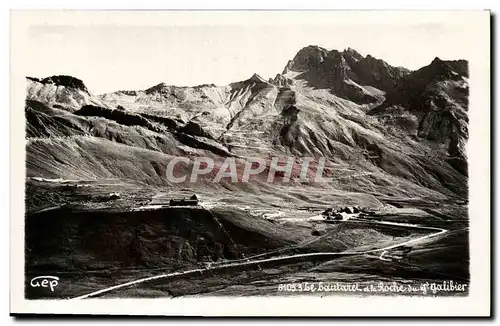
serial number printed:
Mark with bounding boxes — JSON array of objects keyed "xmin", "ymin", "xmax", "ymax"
[{"xmin": 278, "ymin": 282, "xmax": 361, "ymax": 293}]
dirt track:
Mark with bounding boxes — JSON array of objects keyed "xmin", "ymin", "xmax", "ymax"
[{"xmin": 71, "ymin": 217, "xmax": 449, "ymax": 300}]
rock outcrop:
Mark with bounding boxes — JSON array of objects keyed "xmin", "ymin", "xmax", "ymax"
[{"xmin": 368, "ymin": 57, "xmax": 469, "ymax": 175}]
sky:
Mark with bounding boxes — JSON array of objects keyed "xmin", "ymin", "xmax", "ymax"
[{"xmin": 24, "ymin": 16, "xmax": 472, "ymax": 94}]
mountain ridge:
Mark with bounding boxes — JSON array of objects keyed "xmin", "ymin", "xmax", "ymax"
[{"xmin": 25, "ymin": 45, "xmax": 469, "ymax": 200}]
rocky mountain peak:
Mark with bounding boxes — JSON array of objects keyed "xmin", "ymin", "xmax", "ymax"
[
  {"xmin": 428, "ymin": 57, "xmax": 450, "ymax": 72},
  {"xmin": 419, "ymin": 57, "xmax": 469, "ymax": 81},
  {"xmin": 286, "ymin": 45, "xmax": 329, "ymax": 72},
  {"xmin": 145, "ymin": 82, "xmax": 169, "ymax": 94},
  {"xmin": 28, "ymin": 75, "xmax": 89, "ymax": 93},
  {"xmin": 431, "ymin": 56, "xmax": 443, "ymax": 64},
  {"xmin": 280, "ymin": 46, "xmax": 412, "ymax": 102},
  {"xmin": 343, "ymin": 47, "xmax": 364, "ymax": 61},
  {"xmin": 270, "ymin": 74, "xmax": 292, "ymax": 87},
  {"xmin": 248, "ymin": 73, "xmax": 269, "ymax": 84}
]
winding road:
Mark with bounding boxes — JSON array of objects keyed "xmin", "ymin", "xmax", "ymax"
[{"xmin": 71, "ymin": 217, "xmax": 449, "ymax": 300}]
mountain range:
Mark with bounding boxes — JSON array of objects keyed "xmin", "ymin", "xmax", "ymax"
[{"xmin": 25, "ymin": 45, "xmax": 469, "ymax": 204}]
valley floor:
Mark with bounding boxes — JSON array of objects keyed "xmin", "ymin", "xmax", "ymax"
[{"xmin": 24, "ymin": 179, "xmax": 469, "ymax": 299}]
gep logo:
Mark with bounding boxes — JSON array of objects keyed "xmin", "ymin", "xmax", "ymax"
[{"xmin": 30, "ymin": 276, "xmax": 59, "ymax": 292}]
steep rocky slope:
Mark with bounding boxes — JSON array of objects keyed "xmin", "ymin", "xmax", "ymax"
[
  {"xmin": 25, "ymin": 46, "xmax": 469, "ymax": 200},
  {"xmin": 368, "ymin": 57, "xmax": 469, "ymax": 175}
]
